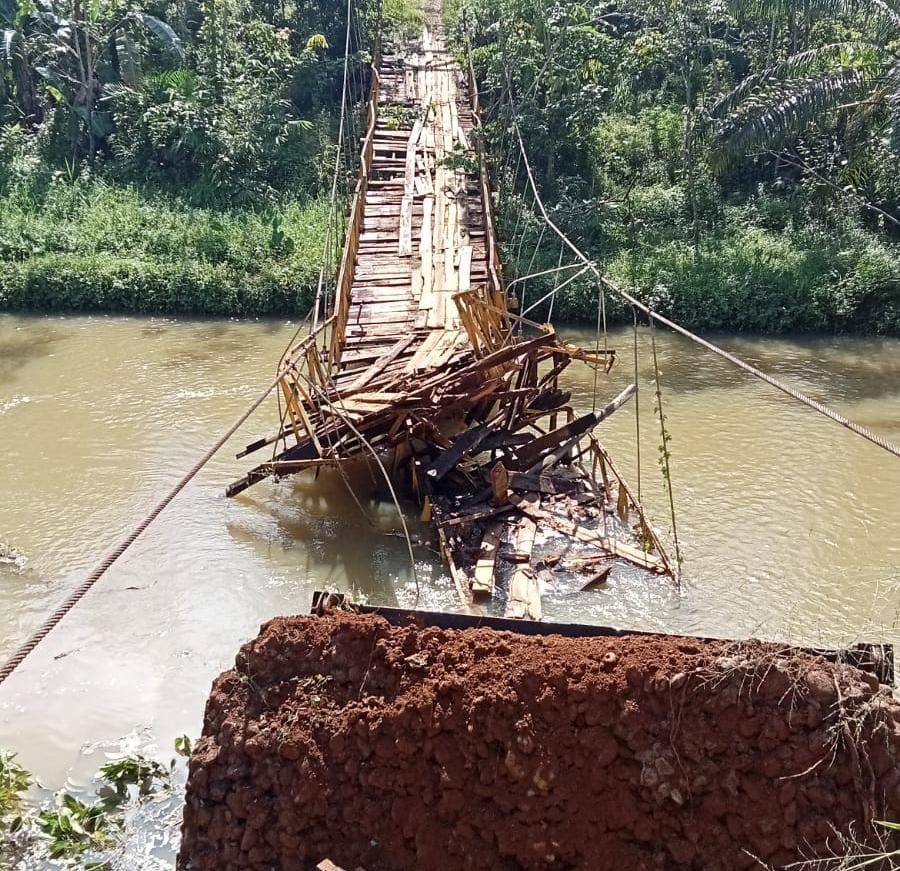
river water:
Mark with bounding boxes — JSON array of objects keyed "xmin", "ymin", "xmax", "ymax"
[{"xmin": 1, "ymin": 314, "xmax": 899, "ymax": 865}]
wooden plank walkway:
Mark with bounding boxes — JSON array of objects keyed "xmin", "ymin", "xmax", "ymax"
[
  {"xmin": 339, "ymin": 19, "xmax": 489, "ymax": 371},
  {"xmin": 228, "ymin": 5, "xmax": 676, "ymax": 617}
]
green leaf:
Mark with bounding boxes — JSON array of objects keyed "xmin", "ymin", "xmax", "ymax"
[
  {"xmin": 138, "ymin": 13, "xmax": 184, "ymax": 60},
  {"xmin": 115, "ymin": 29, "xmax": 140, "ymax": 86}
]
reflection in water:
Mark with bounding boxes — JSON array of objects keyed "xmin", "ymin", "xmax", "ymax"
[{"xmin": 0, "ymin": 314, "xmax": 899, "ymax": 866}]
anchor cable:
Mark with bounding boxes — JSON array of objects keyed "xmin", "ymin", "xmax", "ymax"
[
  {"xmin": 0, "ymin": 374, "xmax": 283, "ymax": 687},
  {"xmin": 505, "ymin": 109, "xmax": 900, "ymax": 463},
  {"xmin": 311, "ymin": 0, "xmax": 354, "ymax": 336}
]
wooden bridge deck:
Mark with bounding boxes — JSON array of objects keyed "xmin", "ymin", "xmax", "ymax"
[
  {"xmin": 335, "ymin": 19, "xmax": 491, "ymax": 372},
  {"xmin": 229, "ymin": 12, "xmax": 676, "ymax": 616}
]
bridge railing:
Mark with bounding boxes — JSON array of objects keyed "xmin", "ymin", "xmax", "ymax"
[
  {"xmin": 274, "ymin": 314, "xmax": 335, "ymax": 451},
  {"xmin": 330, "ymin": 42, "xmax": 382, "ymax": 369},
  {"xmin": 465, "ymin": 40, "xmax": 506, "ymax": 311}
]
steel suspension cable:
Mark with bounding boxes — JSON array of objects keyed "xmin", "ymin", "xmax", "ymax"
[
  {"xmin": 312, "ymin": 0, "xmax": 354, "ymax": 336},
  {"xmin": 0, "ymin": 374, "xmax": 282, "ymax": 687},
  {"xmin": 507, "ymin": 113, "xmax": 900, "ymax": 462},
  {"xmin": 592, "ymin": 274, "xmax": 608, "ymax": 414},
  {"xmin": 546, "ymin": 242, "xmax": 565, "ymax": 323},
  {"xmin": 632, "ymin": 305, "xmax": 642, "ymax": 501}
]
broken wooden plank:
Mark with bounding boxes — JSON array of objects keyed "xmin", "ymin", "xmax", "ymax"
[
  {"xmin": 508, "ymin": 493, "xmax": 667, "ymax": 574},
  {"xmin": 505, "ymin": 496, "xmax": 541, "ymax": 620},
  {"xmin": 457, "ymin": 244, "xmax": 473, "ymax": 291},
  {"xmin": 512, "ymin": 384, "xmax": 636, "ymax": 471},
  {"xmin": 403, "ymin": 329, "xmax": 444, "ymax": 373},
  {"xmin": 472, "ymin": 521, "xmax": 503, "ymax": 599},
  {"xmin": 398, "ymin": 194, "xmax": 414, "ymax": 256},
  {"xmin": 506, "ymin": 471, "xmax": 581, "ymax": 496},
  {"xmin": 425, "ymin": 422, "xmax": 492, "ymax": 481},
  {"xmin": 580, "ymin": 566, "xmax": 612, "ymax": 591},
  {"xmin": 440, "ymin": 501, "xmax": 515, "ymax": 527},
  {"xmin": 490, "ymin": 461, "xmax": 509, "ymax": 504},
  {"xmin": 346, "ymin": 334, "xmax": 418, "ymax": 392},
  {"xmin": 479, "ymin": 430, "xmax": 532, "ymax": 453}
]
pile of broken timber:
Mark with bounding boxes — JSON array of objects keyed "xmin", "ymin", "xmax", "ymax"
[
  {"xmin": 227, "ymin": 18, "xmax": 673, "ymax": 618},
  {"xmin": 229, "ymin": 322, "xmax": 673, "ymax": 618},
  {"xmin": 423, "ymin": 384, "xmax": 673, "ymax": 620}
]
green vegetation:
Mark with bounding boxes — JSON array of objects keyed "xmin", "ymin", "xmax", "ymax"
[
  {"xmin": 1, "ymin": 744, "xmax": 184, "ymax": 868},
  {"xmin": 0, "ymin": 750, "xmax": 29, "ymax": 814},
  {"xmin": 0, "ymin": 171, "xmax": 328, "ymax": 315},
  {"xmin": 37, "ymin": 793, "xmax": 119, "ymax": 862},
  {"xmin": 0, "ymin": 0, "xmax": 379, "ymax": 315},
  {"xmin": 452, "ymin": 0, "xmax": 900, "ymax": 334},
  {"xmin": 4, "ymin": 0, "xmax": 899, "ymax": 331}
]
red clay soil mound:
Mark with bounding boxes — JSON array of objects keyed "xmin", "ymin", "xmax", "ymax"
[{"xmin": 178, "ymin": 613, "xmax": 900, "ymax": 871}]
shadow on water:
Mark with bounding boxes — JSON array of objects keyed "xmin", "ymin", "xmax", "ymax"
[
  {"xmin": 0, "ymin": 325, "xmax": 62, "ymax": 384},
  {"xmin": 226, "ymin": 463, "xmax": 434, "ymax": 608}
]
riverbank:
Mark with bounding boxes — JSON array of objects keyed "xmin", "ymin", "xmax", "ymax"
[
  {"xmin": 180, "ymin": 612, "xmax": 900, "ymax": 869},
  {"xmin": 520, "ymin": 223, "xmax": 900, "ymax": 336},
  {"xmin": 2, "ymin": 175, "xmax": 900, "ymax": 332},
  {"xmin": 0, "ymin": 178, "xmax": 328, "ymax": 317}
]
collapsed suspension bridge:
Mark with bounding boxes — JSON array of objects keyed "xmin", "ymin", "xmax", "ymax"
[
  {"xmin": 2, "ymin": 0, "xmax": 900, "ymax": 685},
  {"xmin": 228, "ymin": 6, "xmax": 677, "ymax": 619}
]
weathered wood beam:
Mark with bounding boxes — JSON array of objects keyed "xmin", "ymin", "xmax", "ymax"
[
  {"xmin": 505, "ymin": 495, "xmax": 541, "ymax": 620},
  {"xmin": 508, "ymin": 493, "xmax": 667, "ymax": 575},
  {"xmin": 512, "ymin": 383, "xmax": 636, "ymax": 471},
  {"xmin": 471, "ymin": 521, "xmax": 502, "ymax": 600},
  {"xmin": 425, "ymin": 422, "xmax": 492, "ymax": 481},
  {"xmin": 345, "ymin": 334, "xmax": 418, "ymax": 392}
]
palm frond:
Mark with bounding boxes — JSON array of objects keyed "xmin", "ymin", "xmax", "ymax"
[
  {"xmin": 305, "ymin": 33, "xmax": 328, "ymax": 50},
  {"xmin": 137, "ymin": 13, "xmax": 184, "ymax": 61},
  {"xmin": 142, "ymin": 67, "xmax": 199, "ymax": 100},
  {"xmin": 707, "ymin": 42, "xmax": 877, "ymax": 122},
  {"xmin": 115, "ymin": 28, "xmax": 140, "ymax": 86},
  {"xmin": 0, "ymin": 0, "xmax": 14, "ymax": 27},
  {"xmin": 1, "ymin": 26, "xmax": 20, "ymax": 62},
  {"xmin": 729, "ymin": 0, "xmax": 900, "ymax": 35},
  {"xmin": 715, "ymin": 67, "xmax": 873, "ymax": 161}
]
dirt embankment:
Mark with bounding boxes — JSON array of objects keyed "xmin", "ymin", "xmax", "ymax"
[{"xmin": 179, "ymin": 614, "xmax": 900, "ymax": 870}]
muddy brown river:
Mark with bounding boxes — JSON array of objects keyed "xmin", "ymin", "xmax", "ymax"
[{"xmin": 1, "ymin": 314, "xmax": 899, "ymax": 866}]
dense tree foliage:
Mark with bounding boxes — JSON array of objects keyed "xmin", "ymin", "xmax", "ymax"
[
  {"xmin": 3, "ymin": 0, "xmax": 900, "ymax": 330},
  {"xmin": 0, "ymin": 0, "xmax": 377, "ymax": 196},
  {"xmin": 452, "ymin": 0, "xmax": 900, "ymax": 333},
  {"xmin": 0, "ymin": 0, "xmax": 383, "ymax": 313}
]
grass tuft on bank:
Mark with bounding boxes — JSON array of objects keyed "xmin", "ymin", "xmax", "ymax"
[
  {"xmin": 0, "ymin": 176, "xmax": 327, "ymax": 317},
  {"xmin": 498, "ymin": 193, "xmax": 900, "ymax": 336}
]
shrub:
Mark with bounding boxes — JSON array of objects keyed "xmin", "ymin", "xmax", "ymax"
[
  {"xmin": 0, "ymin": 177, "xmax": 329, "ymax": 315},
  {"xmin": 0, "ymin": 254, "xmax": 316, "ymax": 315}
]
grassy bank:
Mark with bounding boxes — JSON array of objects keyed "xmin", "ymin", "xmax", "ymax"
[
  {"xmin": 502, "ymin": 198, "xmax": 900, "ymax": 335},
  {"xmin": 4, "ymin": 167, "xmax": 899, "ymax": 332},
  {"xmin": 0, "ymin": 176, "xmax": 328, "ymax": 317}
]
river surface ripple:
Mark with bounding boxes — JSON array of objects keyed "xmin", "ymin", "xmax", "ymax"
[{"xmin": 1, "ymin": 314, "xmax": 898, "ymax": 866}]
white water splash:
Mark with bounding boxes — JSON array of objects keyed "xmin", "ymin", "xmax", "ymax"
[{"xmin": 0, "ymin": 395, "xmax": 32, "ymax": 414}]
